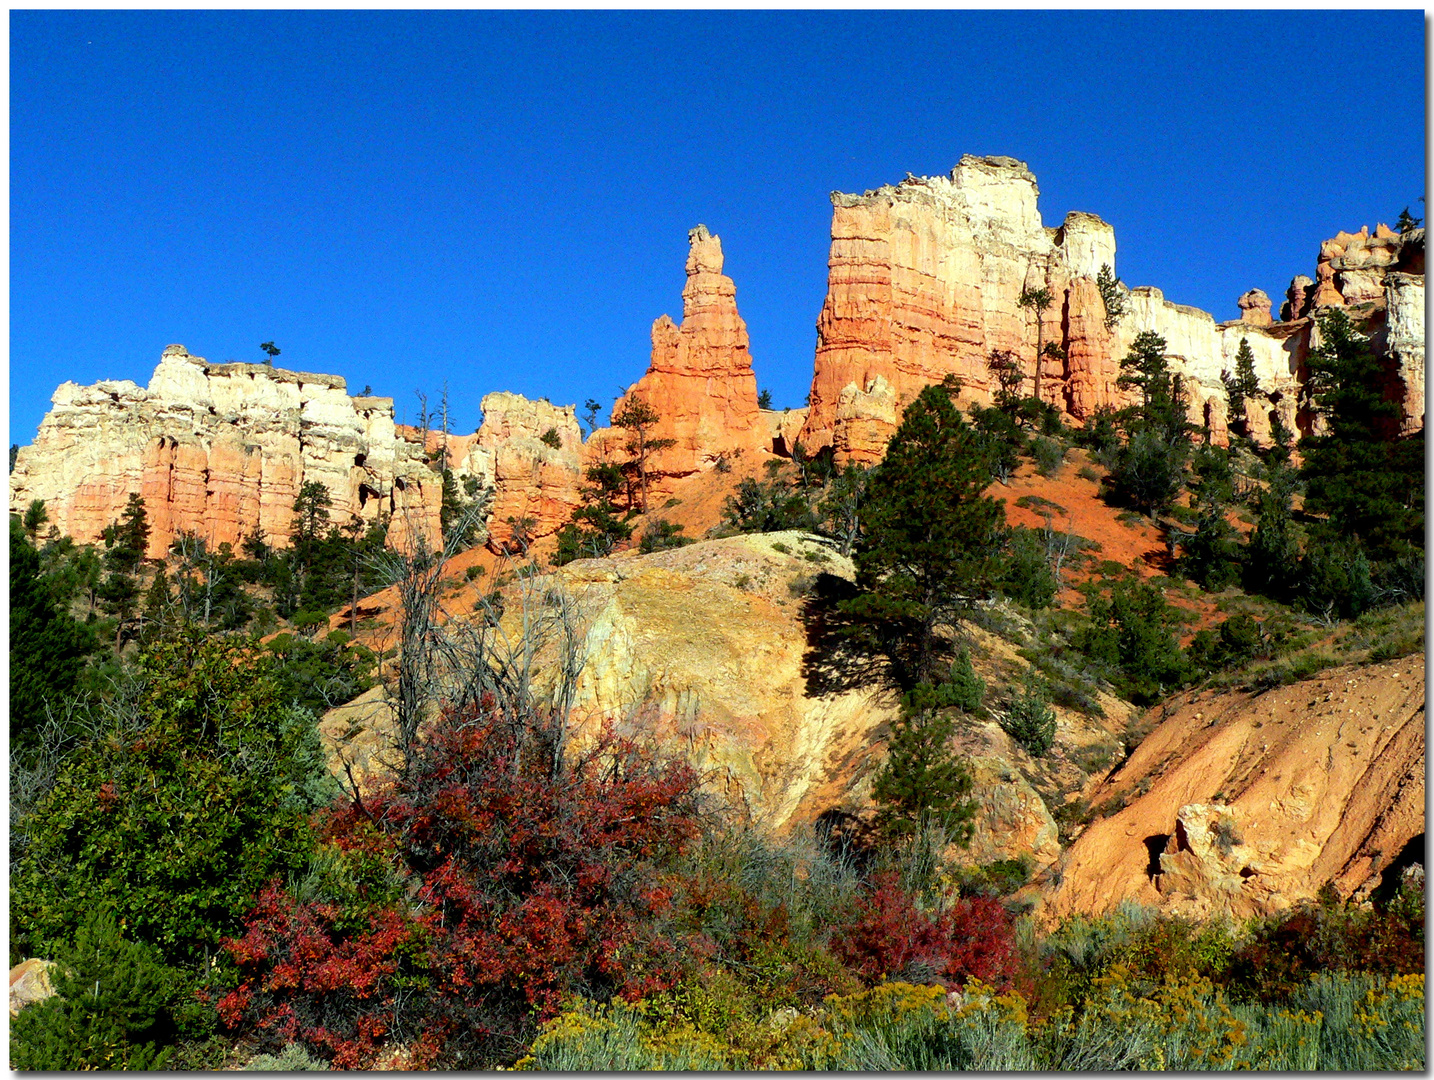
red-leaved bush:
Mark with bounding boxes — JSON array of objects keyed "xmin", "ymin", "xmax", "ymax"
[
  {"xmin": 217, "ymin": 703, "xmax": 702, "ymax": 1069},
  {"xmin": 832, "ymin": 871, "xmax": 1019, "ymax": 990}
]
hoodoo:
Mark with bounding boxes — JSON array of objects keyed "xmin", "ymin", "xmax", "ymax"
[
  {"xmin": 590, "ymin": 224, "xmax": 768, "ymax": 490},
  {"xmin": 10, "ymin": 159, "xmax": 1424, "ymax": 545}
]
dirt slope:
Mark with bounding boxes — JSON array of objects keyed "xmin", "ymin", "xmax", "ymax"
[{"xmin": 1041, "ymin": 652, "xmax": 1425, "ymax": 922}]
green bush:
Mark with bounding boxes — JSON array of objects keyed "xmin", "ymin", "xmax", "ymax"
[
  {"xmin": 1072, "ymin": 580, "xmax": 1191, "ymax": 705},
  {"xmin": 12, "ymin": 637, "xmax": 332, "ymax": 972},
  {"xmin": 10, "ymin": 909, "xmax": 174, "ymax": 1070},
  {"xmin": 638, "ymin": 518, "xmax": 692, "ymax": 553},
  {"xmin": 999, "ymin": 527, "xmax": 1057, "ymax": 609},
  {"xmin": 999, "ymin": 671, "xmax": 1056, "ymax": 756},
  {"xmin": 1031, "ymin": 436, "xmax": 1066, "ymax": 477}
]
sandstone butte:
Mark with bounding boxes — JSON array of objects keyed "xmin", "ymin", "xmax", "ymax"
[{"xmin": 11, "ymin": 154, "xmax": 1424, "ymax": 551}]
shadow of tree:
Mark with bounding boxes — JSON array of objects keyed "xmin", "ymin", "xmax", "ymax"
[{"xmin": 799, "ymin": 572, "xmax": 888, "ymax": 698}]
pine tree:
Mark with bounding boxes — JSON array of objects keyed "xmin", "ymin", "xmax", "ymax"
[
  {"xmin": 1096, "ymin": 263, "xmax": 1127, "ymax": 330},
  {"xmin": 10, "ymin": 517, "xmax": 96, "ymax": 749},
  {"xmin": 22, "ymin": 498, "xmax": 49, "ymax": 542},
  {"xmin": 841, "ymin": 380, "xmax": 1005, "ymax": 687},
  {"xmin": 612, "ymin": 396, "xmax": 676, "ymax": 514},
  {"xmin": 1018, "ymin": 284, "xmax": 1054, "ymax": 401},
  {"xmin": 1177, "ymin": 445, "xmax": 1243, "ymax": 589},
  {"xmin": 10, "ymin": 909, "xmax": 174, "ymax": 1070},
  {"xmin": 1108, "ymin": 331, "xmax": 1193, "ymax": 513},
  {"xmin": 1220, "ymin": 337, "xmax": 1261, "ymax": 440},
  {"xmin": 552, "ymin": 463, "xmax": 633, "ymax": 566},
  {"xmin": 1300, "ymin": 309, "xmax": 1424, "ymax": 567},
  {"xmin": 871, "ymin": 693, "xmax": 976, "ymax": 843}
]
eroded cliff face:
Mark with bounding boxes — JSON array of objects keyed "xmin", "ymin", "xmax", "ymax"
[
  {"xmin": 799, "ymin": 156, "xmax": 1423, "ymax": 461},
  {"xmin": 464, "ymin": 392, "xmax": 583, "ymax": 554},
  {"xmin": 799, "ymin": 155, "xmax": 1113, "ymax": 460},
  {"xmin": 10, "ymin": 346, "xmax": 443, "ymax": 557},
  {"xmin": 14, "ymin": 158, "xmax": 1424, "ymax": 559}
]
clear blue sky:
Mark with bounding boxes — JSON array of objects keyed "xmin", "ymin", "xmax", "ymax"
[{"xmin": 11, "ymin": 10, "xmax": 1426, "ymax": 444}]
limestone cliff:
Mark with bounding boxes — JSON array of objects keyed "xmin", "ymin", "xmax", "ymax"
[{"xmin": 10, "ymin": 345, "xmax": 443, "ymax": 557}]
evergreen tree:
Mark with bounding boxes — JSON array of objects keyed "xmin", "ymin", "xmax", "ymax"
[
  {"xmin": 10, "ymin": 909, "xmax": 174, "ymax": 1070},
  {"xmin": 10, "ymin": 516, "xmax": 96, "ymax": 750},
  {"xmin": 612, "ymin": 396, "xmax": 676, "ymax": 514},
  {"xmin": 840, "ymin": 380, "xmax": 1005, "ymax": 687},
  {"xmin": 871, "ymin": 669, "xmax": 980, "ymax": 843},
  {"xmin": 1074, "ymin": 579, "xmax": 1191, "ymax": 706},
  {"xmin": 1096, "ymin": 262, "xmax": 1127, "ymax": 329},
  {"xmin": 1300, "ymin": 309, "xmax": 1424, "ymax": 569},
  {"xmin": 1220, "ymin": 337, "xmax": 1261, "ymax": 440},
  {"xmin": 1243, "ymin": 441, "xmax": 1302, "ymax": 600},
  {"xmin": 22, "ymin": 498, "xmax": 49, "ymax": 542},
  {"xmin": 1018, "ymin": 284, "xmax": 1054, "ymax": 401},
  {"xmin": 817, "ymin": 463, "xmax": 869, "ymax": 556},
  {"xmin": 999, "ymin": 669, "xmax": 1057, "ymax": 757},
  {"xmin": 101, "ymin": 493, "xmax": 151, "ymax": 574},
  {"xmin": 986, "ymin": 348, "xmax": 1025, "ymax": 414},
  {"xmin": 1177, "ymin": 445, "xmax": 1243, "ymax": 589},
  {"xmin": 1107, "ymin": 331, "xmax": 1193, "ymax": 513},
  {"xmin": 553, "ymin": 463, "xmax": 634, "ymax": 565}
]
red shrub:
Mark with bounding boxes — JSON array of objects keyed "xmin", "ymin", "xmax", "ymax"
[
  {"xmin": 219, "ymin": 705, "xmax": 702, "ymax": 1068},
  {"xmin": 832, "ymin": 871, "xmax": 1018, "ymax": 990}
]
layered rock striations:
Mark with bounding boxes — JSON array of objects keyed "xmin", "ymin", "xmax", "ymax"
[
  {"xmin": 799, "ymin": 155, "xmax": 1105, "ymax": 460},
  {"xmin": 461, "ymin": 392, "xmax": 583, "ymax": 554},
  {"xmin": 14, "ymin": 160, "xmax": 1424, "ymax": 557},
  {"xmin": 799, "ymin": 156, "xmax": 1423, "ymax": 460},
  {"xmin": 10, "ymin": 346, "xmax": 443, "ymax": 557}
]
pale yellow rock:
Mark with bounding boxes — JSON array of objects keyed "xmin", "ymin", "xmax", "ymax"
[{"xmin": 9, "ymin": 959, "xmax": 57, "ymax": 1017}]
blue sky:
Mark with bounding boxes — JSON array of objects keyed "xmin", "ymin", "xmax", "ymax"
[{"xmin": 11, "ymin": 10, "xmax": 1426, "ymax": 443}]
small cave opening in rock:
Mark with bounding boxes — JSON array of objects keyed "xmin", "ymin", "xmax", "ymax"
[
  {"xmin": 1372, "ymin": 832, "xmax": 1425, "ymax": 907},
  {"xmin": 1144, "ymin": 834, "xmax": 1170, "ymax": 880},
  {"xmin": 358, "ymin": 483, "xmax": 380, "ymax": 508},
  {"xmin": 354, "ymin": 453, "xmax": 367, "ymax": 468}
]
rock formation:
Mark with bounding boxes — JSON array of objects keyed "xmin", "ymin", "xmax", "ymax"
[
  {"xmin": 12, "ymin": 160, "xmax": 1424, "ymax": 556},
  {"xmin": 1042, "ymin": 653, "xmax": 1426, "ymax": 921},
  {"xmin": 10, "ymin": 346, "xmax": 443, "ymax": 557},
  {"xmin": 8, "ymin": 959, "xmax": 56, "ymax": 1017},
  {"xmin": 589, "ymin": 225, "xmax": 767, "ymax": 493},
  {"xmin": 1282, "ymin": 275, "xmax": 1315, "ymax": 321},
  {"xmin": 459, "ymin": 392, "xmax": 584, "ymax": 554},
  {"xmin": 1237, "ymin": 288, "xmax": 1273, "ymax": 326},
  {"xmin": 799, "ymin": 156, "xmax": 1116, "ymax": 461},
  {"xmin": 797, "ymin": 158, "xmax": 1423, "ymax": 460}
]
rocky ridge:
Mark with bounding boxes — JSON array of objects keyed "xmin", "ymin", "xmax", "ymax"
[
  {"xmin": 12, "ymin": 158, "xmax": 1423, "ymax": 551},
  {"xmin": 10, "ymin": 346, "xmax": 444, "ymax": 558},
  {"xmin": 1042, "ymin": 652, "xmax": 1425, "ymax": 921}
]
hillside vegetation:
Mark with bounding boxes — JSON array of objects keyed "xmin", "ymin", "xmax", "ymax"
[{"xmin": 9, "ymin": 311, "xmax": 1424, "ymax": 1069}]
